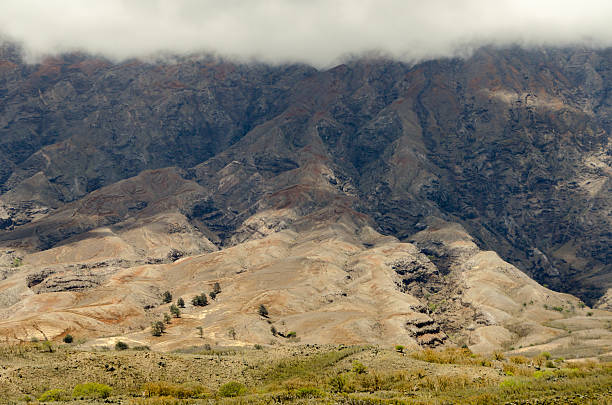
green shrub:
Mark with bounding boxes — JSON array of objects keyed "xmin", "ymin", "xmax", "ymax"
[
  {"xmin": 328, "ymin": 374, "xmax": 347, "ymax": 393},
  {"xmin": 218, "ymin": 381, "xmax": 246, "ymax": 397},
  {"xmin": 162, "ymin": 291, "xmax": 173, "ymax": 303},
  {"xmin": 395, "ymin": 345, "xmax": 405, "ymax": 353},
  {"xmin": 63, "ymin": 334, "xmax": 73, "ymax": 344},
  {"xmin": 38, "ymin": 388, "xmax": 68, "ymax": 402},
  {"xmin": 42, "ymin": 340, "xmax": 54, "ymax": 353},
  {"xmin": 499, "ymin": 378, "xmax": 523, "ymax": 389},
  {"xmin": 115, "ymin": 341, "xmax": 129, "ymax": 350},
  {"xmin": 170, "ymin": 304, "xmax": 180, "ymax": 318},
  {"xmin": 295, "ymin": 387, "xmax": 324, "ymax": 398},
  {"xmin": 177, "ymin": 297, "xmax": 185, "ymax": 308},
  {"xmin": 212, "ymin": 282, "xmax": 222, "ymax": 294},
  {"xmin": 73, "ymin": 382, "xmax": 112, "ymax": 399},
  {"xmin": 352, "ymin": 361, "xmax": 367, "ymax": 374},
  {"xmin": 258, "ymin": 304, "xmax": 269, "ymax": 317},
  {"xmin": 541, "ymin": 351, "xmax": 551, "ymax": 360},
  {"xmin": 192, "ymin": 293, "xmax": 208, "ymax": 306},
  {"xmin": 151, "ymin": 321, "xmax": 165, "ymax": 336}
]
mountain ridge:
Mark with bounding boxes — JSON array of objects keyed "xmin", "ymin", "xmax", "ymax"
[{"xmin": 0, "ymin": 43, "xmax": 611, "ymax": 355}]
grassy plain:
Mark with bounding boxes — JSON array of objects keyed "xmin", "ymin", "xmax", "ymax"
[{"xmin": 0, "ymin": 342, "xmax": 611, "ymax": 404}]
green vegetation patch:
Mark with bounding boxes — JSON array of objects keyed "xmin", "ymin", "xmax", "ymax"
[{"xmin": 72, "ymin": 382, "xmax": 112, "ymax": 399}]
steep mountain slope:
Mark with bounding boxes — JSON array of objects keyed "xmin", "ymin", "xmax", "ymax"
[{"xmin": 0, "ymin": 43, "xmax": 610, "ymax": 354}]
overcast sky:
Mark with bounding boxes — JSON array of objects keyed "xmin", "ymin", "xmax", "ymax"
[{"xmin": 2, "ymin": 0, "xmax": 612, "ymax": 67}]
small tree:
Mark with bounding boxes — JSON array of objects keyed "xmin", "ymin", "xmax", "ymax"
[
  {"xmin": 192, "ymin": 293, "xmax": 208, "ymax": 307},
  {"xmin": 213, "ymin": 282, "xmax": 221, "ymax": 294},
  {"xmin": 258, "ymin": 304, "xmax": 269, "ymax": 318},
  {"xmin": 270, "ymin": 325, "xmax": 277, "ymax": 336},
  {"xmin": 63, "ymin": 334, "xmax": 73, "ymax": 344},
  {"xmin": 115, "ymin": 341, "xmax": 129, "ymax": 351},
  {"xmin": 170, "ymin": 304, "xmax": 180, "ymax": 318},
  {"xmin": 196, "ymin": 326, "xmax": 203, "ymax": 339},
  {"xmin": 164, "ymin": 313, "xmax": 172, "ymax": 324},
  {"xmin": 177, "ymin": 297, "xmax": 185, "ymax": 308},
  {"xmin": 151, "ymin": 321, "xmax": 165, "ymax": 336},
  {"xmin": 162, "ymin": 291, "xmax": 173, "ymax": 303},
  {"xmin": 209, "ymin": 291, "xmax": 217, "ymax": 300},
  {"xmin": 228, "ymin": 327, "xmax": 236, "ymax": 340}
]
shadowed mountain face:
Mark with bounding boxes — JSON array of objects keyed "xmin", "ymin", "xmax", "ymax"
[{"xmin": 0, "ymin": 44, "xmax": 611, "ymax": 350}]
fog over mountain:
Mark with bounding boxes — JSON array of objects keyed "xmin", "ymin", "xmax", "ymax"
[
  {"xmin": 3, "ymin": 0, "xmax": 612, "ymax": 66},
  {"xmin": 0, "ymin": 0, "xmax": 611, "ymax": 359}
]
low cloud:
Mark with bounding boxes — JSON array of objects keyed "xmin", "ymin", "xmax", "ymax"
[{"xmin": 2, "ymin": 0, "xmax": 612, "ymax": 67}]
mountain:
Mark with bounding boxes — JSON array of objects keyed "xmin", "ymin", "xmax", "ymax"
[{"xmin": 0, "ymin": 43, "xmax": 610, "ymax": 356}]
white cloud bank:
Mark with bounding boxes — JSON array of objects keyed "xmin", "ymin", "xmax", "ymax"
[{"xmin": 2, "ymin": 0, "xmax": 612, "ymax": 66}]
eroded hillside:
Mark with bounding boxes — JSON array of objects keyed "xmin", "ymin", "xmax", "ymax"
[{"xmin": 0, "ymin": 43, "xmax": 611, "ymax": 353}]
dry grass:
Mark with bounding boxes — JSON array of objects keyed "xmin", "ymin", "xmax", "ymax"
[
  {"xmin": 410, "ymin": 347, "xmax": 489, "ymax": 366},
  {"xmin": 0, "ymin": 343, "xmax": 611, "ymax": 404}
]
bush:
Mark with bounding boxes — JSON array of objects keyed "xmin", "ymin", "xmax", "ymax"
[
  {"xmin": 352, "ymin": 361, "xmax": 367, "ymax": 374},
  {"xmin": 63, "ymin": 334, "xmax": 73, "ymax": 344},
  {"xmin": 151, "ymin": 321, "xmax": 165, "ymax": 336},
  {"xmin": 328, "ymin": 374, "xmax": 347, "ymax": 393},
  {"xmin": 209, "ymin": 291, "xmax": 217, "ymax": 300},
  {"xmin": 192, "ymin": 294, "xmax": 208, "ymax": 306},
  {"xmin": 258, "ymin": 304, "xmax": 269, "ymax": 317},
  {"xmin": 509, "ymin": 356, "xmax": 529, "ymax": 365},
  {"xmin": 42, "ymin": 340, "xmax": 54, "ymax": 353},
  {"xmin": 295, "ymin": 387, "xmax": 324, "ymax": 398},
  {"xmin": 38, "ymin": 388, "xmax": 68, "ymax": 402},
  {"xmin": 162, "ymin": 291, "xmax": 173, "ymax": 303},
  {"xmin": 395, "ymin": 345, "xmax": 405, "ymax": 353},
  {"xmin": 177, "ymin": 298, "xmax": 185, "ymax": 308},
  {"xmin": 411, "ymin": 348, "xmax": 481, "ymax": 365},
  {"xmin": 115, "ymin": 341, "xmax": 129, "ymax": 351},
  {"xmin": 541, "ymin": 351, "xmax": 551, "ymax": 360},
  {"xmin": 170, "ymin": 304, "xmax": 180, "ymax": 318},
  {"xmin": 218, "ymin": 381, "xmax": 246, "ymax": 397},
  {"xmin": 73, "ymin": 382, "xmax": 112, "ymax": 399},
  {"xmin": 212, "ymin": 282, "xmax": 222, "ymax": 294}
]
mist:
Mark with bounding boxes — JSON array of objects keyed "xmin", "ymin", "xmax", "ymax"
[{"xmin": 2, "ymin": 0, "xmax": 612, "ymax": 67}]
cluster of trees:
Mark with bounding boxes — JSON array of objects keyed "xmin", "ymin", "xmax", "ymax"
[
  {"xmin": 152, "ymin": 283, "xmax": 222, "ymax": 336},
  {"xmin": 192, "ymin": 282, "xmax": 222, "ymax": 306}
]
